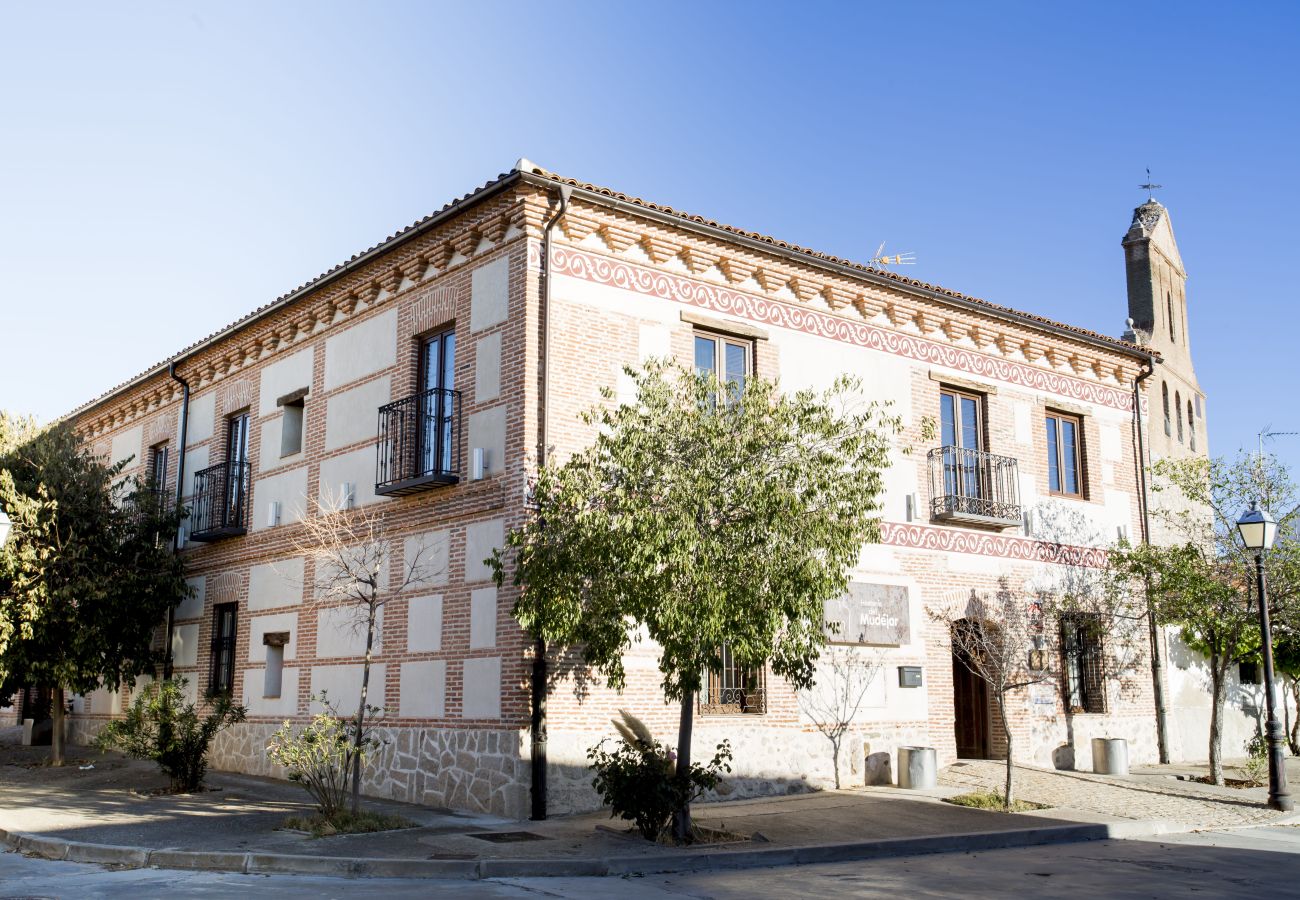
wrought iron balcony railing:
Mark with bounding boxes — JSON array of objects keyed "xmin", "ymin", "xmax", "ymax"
[
  {"xmin": 189, "ymin": 461, "xmax": 251, "ymax": 541},
  {"xmin": 927, "ymin": 445, "xmax": 1022, "ymax": 528},
  {"xmin": 375, "ymin": 387, "xmax": 462, "ymax": 497}
]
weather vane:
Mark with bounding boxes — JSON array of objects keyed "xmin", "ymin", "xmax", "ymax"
[
  {"xmin": 1139, "ymin": 168, "xmax": 1163, "ymax": 201},
  {"xmin": 868, "ymin": 242, "xmax": 916, "ymax": 267}
]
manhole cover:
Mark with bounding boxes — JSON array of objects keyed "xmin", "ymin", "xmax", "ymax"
[{"xmin": 468, "ymin": 831, "xmax": 549, "ymax": 843}]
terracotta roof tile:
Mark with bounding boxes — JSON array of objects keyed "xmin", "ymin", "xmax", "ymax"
[{"xmin": 70, "ymin": 164, "xmax": 1152, "ymax": 422}]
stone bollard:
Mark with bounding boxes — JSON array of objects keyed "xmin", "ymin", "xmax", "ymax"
[
  {"xmin": 897, "ymin": 746, "xmax": 937, "ymax": 790},
  {"xmin": 865, "ymin": 751, "xmax": 893, "ymax": 786},
  {"xmin": 20, "ymin": 718, "xmax": 33, "ymax": 746},
  {"xmin": 1091, "ymin": 737, "xmax": 1129, "ymax": 776}
]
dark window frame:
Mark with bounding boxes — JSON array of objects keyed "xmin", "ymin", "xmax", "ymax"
[
  {"xmin": 939, "ymin": 387, "xmax": 986, "ymax": 452},
  {"xmin": 1060, "ymin": 614, "xmax": 1105, "ymax": 714},
  {"xmin": 1045, "ymin": 410, "xmax": 1085, "ymax": 498},
  {"xmin": 149, "ymin": 442, "xmax": 169, "ymax": 493},
  {"xmin": 700, "ymin": 644, "xmax": 766, "ymax": 716},
  {"xmin": 208, "ymin": 603, "xmax": 238, "ymax": 697}
]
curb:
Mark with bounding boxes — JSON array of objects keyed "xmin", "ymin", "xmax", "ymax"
[{"xmin": 0, "ymin": 819, "xmax": 1195, "ymax": 880}]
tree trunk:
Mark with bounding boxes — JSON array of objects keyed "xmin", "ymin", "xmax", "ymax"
[
  {"xmin": 50, "ymin": 686, "xmax": 65, "ymax": 767},
  {"xmin": 831, "ymin": 736, "xmax": 842, "ymax": 790},
  {"xmin": 998, "ymin": 693, "xmax": 1013, "ymax": 808},
  {"xmin": 672, "ymin": 690, "xmax": 695, "ymax": 843},
  {"xmin": 351, "ymin": 602, "xmax": 377, "ymax": 817},
  {"xmin": 1209, "ymin": 660, "xmax": 1226, "ymax": 786},
  {"xmin": 1290, "ymin": 679, "xmax": 1300, "ymax": 756}
]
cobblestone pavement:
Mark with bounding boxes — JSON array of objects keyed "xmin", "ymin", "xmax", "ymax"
[{"xmin": 940, "ymin": 760, "xmax": 1287, "ymax": 828}]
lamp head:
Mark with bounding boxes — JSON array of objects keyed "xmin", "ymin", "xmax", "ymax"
[{"xmin": 1237, "ymin": 501, "xmax": 1278, "ymax": 552}]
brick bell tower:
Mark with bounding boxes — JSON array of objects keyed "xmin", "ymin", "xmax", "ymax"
[{"xmin": 1122, "ymin": 198, "xmax": 1206, "ymax": 466}]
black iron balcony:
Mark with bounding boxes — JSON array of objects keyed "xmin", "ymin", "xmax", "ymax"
[
  {"xmin": 928, "ymin": 446, "xmax": 1022, "ymax": 528},
  {"xmin": 189, "ymin": 461, "xmax": 251, "ymax": 541},
  {"xmin": 375, "ymin": 387, "xmax": 461, "ymax": 497}
]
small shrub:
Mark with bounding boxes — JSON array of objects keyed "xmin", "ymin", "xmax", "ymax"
[
  {"xmin": 1241, "ymin": 731, "xmax": 1268, "ymax": 785},
  {"xmin": 266, "ymin": 691, "xmax": 383, "ymax": 819},
  {"xmin": 95, "ymin": 677, "xmax": 246, "ymax": 792},
  {"xmin": 587, "ymin": 710, "xmax": 732, "ymax": 842}
]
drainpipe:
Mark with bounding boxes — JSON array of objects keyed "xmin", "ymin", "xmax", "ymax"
[
  {"xmin": 164, "ymin": 360, "xmax": 191, "ymax": 680},
  {"xmin": 1133, "ymin": 355, "xmax": 1171, "ymax": 763},
  {"xmin": 529, "ymin": 183, "xmax": 572, "ymax": 821}
]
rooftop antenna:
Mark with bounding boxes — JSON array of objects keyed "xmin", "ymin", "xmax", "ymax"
[
  {"xmin": 868, "ymin": 242, "xmax": 916, "ymax": 267},
  {"xmin": 1139, "ymin": 168, "xmax": 1163, "ymax": 201}
]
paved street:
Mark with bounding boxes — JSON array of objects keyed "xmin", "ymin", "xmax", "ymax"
[{"xmin": 5, "ymin": 826, "xmax": 1300, "ymax": 898}]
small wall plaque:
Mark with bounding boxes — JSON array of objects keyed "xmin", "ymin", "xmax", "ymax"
[{"xmin": 898, "ymin": 666, "xmax": 923, "ymax": 688}]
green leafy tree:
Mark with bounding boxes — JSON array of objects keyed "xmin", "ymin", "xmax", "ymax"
[
  {"xmin": 1117, "ymin": 452, "xmax": 1300, "ymax": 784},
  {"xmin": 492, "ymin": 362, "xmax": 899, "ymax": 841},
  {"xmin": 0, "ymin": 416, "xmax": 189, "ymax": 764}
]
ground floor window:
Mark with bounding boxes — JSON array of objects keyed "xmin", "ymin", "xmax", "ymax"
[
  {"xmin": 700, "ymin": 644, "xmax": 766, "ymax": 715},
  {"xmin": 209, "ymin": 603, "xmax": 238, "ymax": 696},
  {"xmin": 1060, "ymin": 614, "xmax": 1105, "ymax": 714}
]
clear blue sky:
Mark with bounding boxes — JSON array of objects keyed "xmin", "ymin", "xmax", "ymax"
[{"xmin": 2, "ymin": 1, "xmax": 1297, "ymax": 472}]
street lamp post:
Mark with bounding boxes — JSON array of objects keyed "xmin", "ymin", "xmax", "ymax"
[{"xmin": 1237, "ymin": 501, "xmax": 1293, "ymax": 812}]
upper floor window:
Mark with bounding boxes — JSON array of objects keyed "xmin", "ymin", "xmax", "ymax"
[
  {"xmin": 939, "ymin": 388, "xmax": 983, "ymax": 452},
  {"xmin": 1061, "ymin": 614, "xmax": 1105, "ymax": 714},
  {"xmin": 149, "ymin": 443, "xmax": 169, "ymax": 494},
  {"xmin": 1175, "ymin": 391, "xmax": 1184, "ymax": 443},
  {"xmin": 1045, "ymin": 411, "xmax": 1083, "ymax": 497},
  {"xmin": 694, "ymin": 332, "xmax": 750, "ymax": 404},
  {"xmin": 1188, "ymin": 401, "xmax": 1196, "ymax": 451},
  {"xmin": 420, "ymin": 328, "xmax": 457, "ymax": 475},
  {"xmin": 1167, "ymin": 292, "xmax": 1175, "ymax": 343},
  {"xmin": 1162, "ymin": 383, "xmax": 1171, "ymax": 436}
]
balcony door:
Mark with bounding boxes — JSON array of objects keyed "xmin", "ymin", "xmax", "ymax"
[
  {"xmin": 420, "ymin": 329, "xmax": 456, "ymax": 477},
  {"xmin": 226, "ymin": 413, "xmax": 250, "ymax": 525},
  {"xmin": 940, "ymin": 389, "xmax": 984, "ymax": 503}
]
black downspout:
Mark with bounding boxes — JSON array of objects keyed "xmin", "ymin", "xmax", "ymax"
[
  {"xmin": 164, "ymin": 361, "xmax": 191, "ymax": 681},
  {"xmin": 1133, "ymin": 356, "xmax": 1170, "ymax": 763},
  {"xmin": 529, "ymin": 184, "xmax": 571, "ymax": 822}
]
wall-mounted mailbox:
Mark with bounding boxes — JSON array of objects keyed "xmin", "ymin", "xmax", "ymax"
[{"xmin": 898, "ymin": 666, "xmax": 923, "ymax": 688}]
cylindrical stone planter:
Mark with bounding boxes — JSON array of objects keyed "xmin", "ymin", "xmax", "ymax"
[
  {"xmin": 897, "ymin": 746, "xmax": 937, "ymax": 789},
  {"xmin": 1091, "ymin": 737, "xmax": 1129, "ymax": 776}
]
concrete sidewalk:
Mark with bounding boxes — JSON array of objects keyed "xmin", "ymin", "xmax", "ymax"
[{"xmin": 1, "ymin": 736, "xmax": 1292, "ymax": 879}]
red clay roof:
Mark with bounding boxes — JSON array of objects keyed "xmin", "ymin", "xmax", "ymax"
[
  {"xmin": 522, "ymin": 164, "xmax": 1150, "ymax": 356},
  {"xmin": 71, "ymin": 164, "xmax": 1152, "ymax": 422}
]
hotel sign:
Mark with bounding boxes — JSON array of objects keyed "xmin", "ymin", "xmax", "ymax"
[{"xmin": 824, "ymin": 583, "xmax": 911, "ymax": 646}]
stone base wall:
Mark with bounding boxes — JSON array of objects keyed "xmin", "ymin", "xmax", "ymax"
[
  {"xmin": 207, "ymin": 721, "xmax": 530, "ymax": 819},
  {"xmin": 542, "ymin": 720, "xmax": 933, "ymax": 816}
]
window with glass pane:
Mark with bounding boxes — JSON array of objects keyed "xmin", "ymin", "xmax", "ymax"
[
  {"xmin": 149, "ymin": 444, "xmax": 169, "ymax": 492},
  {"xmin": 420, "ymin": 328, "xmax": 456, "ymax": 476},
  {"xmin": 209, "ymin": 603, "xmax": 238, "ymax": 696},
  {"xmin": 939, "ymin": 388, "xmax": 984, "ymax": 502},
  {"xmin": 1045, "ymin": 411, "xmax": 1083, "ymax": 497},
  {"xmin": 694, "ymin": 333, "xmax": 750, "ymax": 404},
  {"xmin": 1060, "ymin": 614, "xmax": 1105, "ymax": 713},
  {"xmin": 700, "ymin": 643, "xmax": 766, "ymax": 715}
]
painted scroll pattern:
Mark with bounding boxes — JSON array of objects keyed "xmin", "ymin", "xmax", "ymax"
[
  {"xmin": 881, "ymin": 522, "xmax": 1110, "ymax": 569},
  {"xmin": 550, "ymin": 245, "xmax": 1135, "ymax": 412}
]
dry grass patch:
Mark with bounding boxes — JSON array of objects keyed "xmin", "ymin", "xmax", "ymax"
[
  {"xmin": 943, "ymin": 790, "xmax": 1050, "ymax": 812},
  {"xmin": 280, "ymin": 810, "xmax": 417, "ymax": 837}
]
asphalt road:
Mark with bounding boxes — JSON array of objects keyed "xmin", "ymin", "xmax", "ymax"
[{"xmin": 4, "ymin": 827, "xmax": 1300, "ymax": 898}]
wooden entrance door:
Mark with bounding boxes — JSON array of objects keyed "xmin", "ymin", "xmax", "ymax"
[{"xmin": 952, "ymin": 631, "xmax": 991, "ymax": 759}]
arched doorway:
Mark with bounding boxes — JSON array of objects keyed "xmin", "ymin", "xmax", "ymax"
[{"xmin": 952, "ymin": 619, "xmax": 992, "ymax": 759}]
